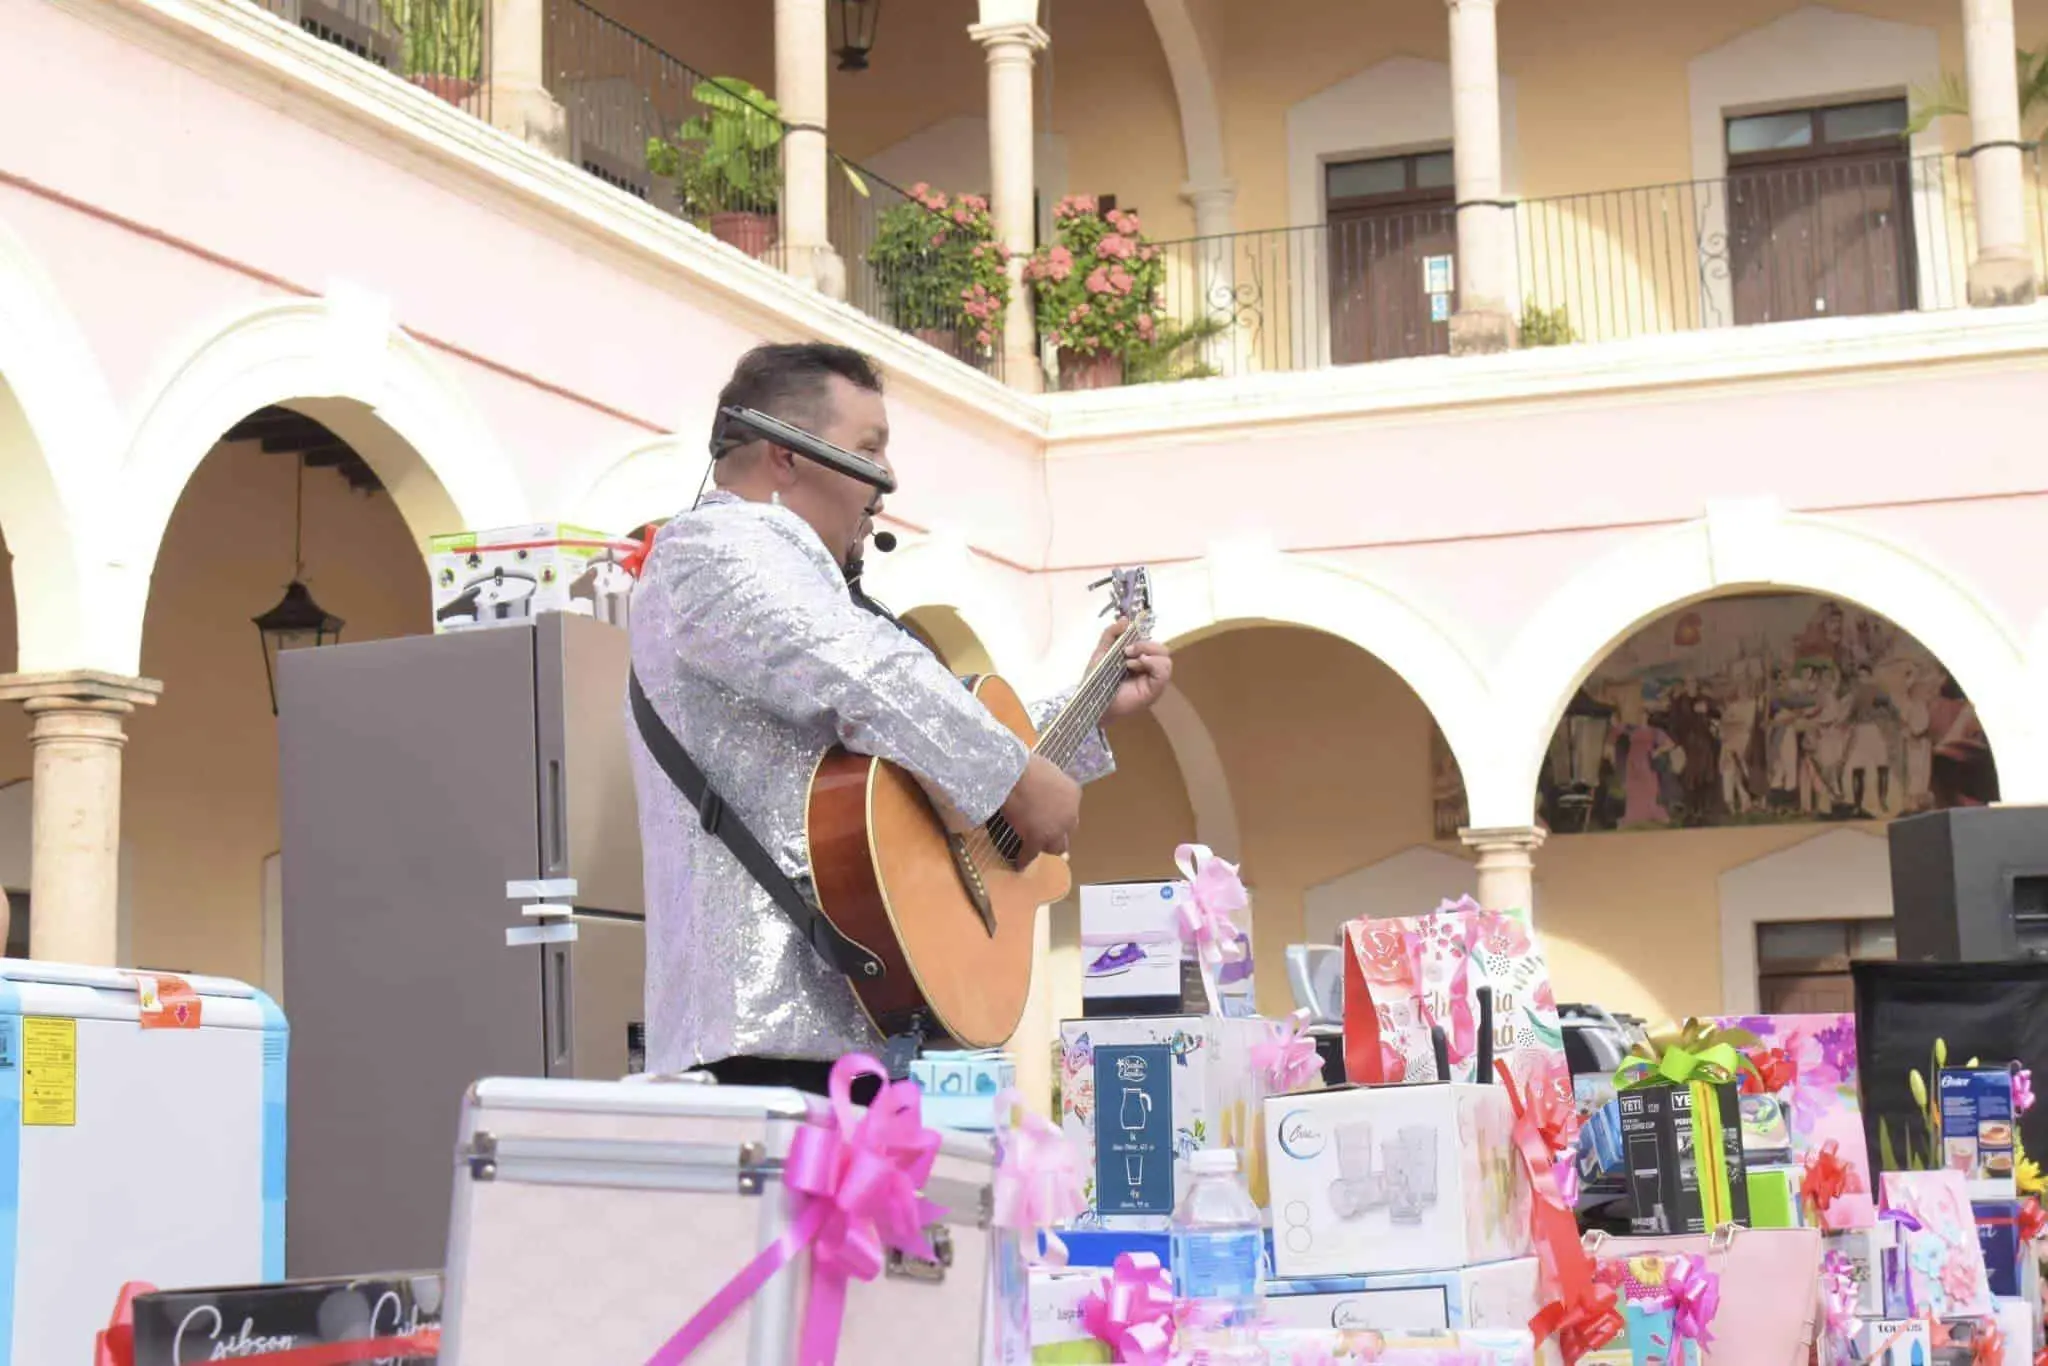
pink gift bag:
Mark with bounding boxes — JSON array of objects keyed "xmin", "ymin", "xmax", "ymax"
[
  {"xmin": 1342, "ymin": 898, "xmax": 1570, "ymax": 1109},
  {"xmin": 1585, "ymin": 1226, "xmax": 1822, "ymax": 1366}
]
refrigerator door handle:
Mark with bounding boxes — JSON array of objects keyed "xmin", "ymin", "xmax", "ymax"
[{"xmin": 544, "ymin": 942, "xmax": 574, "ymax": 1076}]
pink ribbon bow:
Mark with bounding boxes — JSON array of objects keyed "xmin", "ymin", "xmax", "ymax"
[
  {"xmin": 1252, "ymin": 1009, "xmax": 1325, "ymax": 1094},
  {"xmin": 646, "ymin": 1054, "xmax": 944, "ymax": 1366},
  {"xmin": 1664, "ymin": 1253, "xmax": 1720, "ymax": 1353},
  {"xmin": 1080, "ymin": 1252, "xmax": 1177, "ymax": 1365},
  {"xmin": 1820, "ymin": 1248, "xmax": 1863, "ymax": 1346},
  {"xmin": 989, "ymin": 1089, "xmax": 1085, "ymax": 1265},
  {"xmin": 1174, "ymin": 844, "xmax": 1247, "ymax": 1015}
]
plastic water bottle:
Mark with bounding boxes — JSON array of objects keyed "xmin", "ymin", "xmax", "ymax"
[{"xmin": 1169, "ymin": 1148, "xmax": 1265, "ymax": 1362}]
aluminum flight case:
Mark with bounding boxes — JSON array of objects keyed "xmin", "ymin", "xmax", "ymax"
[{"xmin": 440, "ymin": 1076, "xmax": 1003, "ymax": 1365}]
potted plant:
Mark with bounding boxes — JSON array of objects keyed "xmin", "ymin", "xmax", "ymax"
[
  {"xmin": 646, "ymin": 77, "xmax": 785, "ymax": 258},
  {"xmin": 381, "ymin": 0, "xmax": 485, "ymax": 106},
  {"xmin": 1026, "ymin": 197, "xmax": 1170, "ymax": 390},
  {"xmin": 867, "ymin": 185, "xmax": 1011, "ymax": 360}
]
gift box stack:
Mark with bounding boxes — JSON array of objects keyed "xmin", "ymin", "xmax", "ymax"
[
  {"xmin": 1026, "ymin": 886, "xmax": 1593, "ymax": 1365},
  {"xmin": 1810, "ymin": 1045, "xmax": 2046, "ymax": 1366}
]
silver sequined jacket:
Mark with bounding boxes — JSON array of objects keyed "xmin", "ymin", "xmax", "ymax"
[{"xmin": 628, "ymin": 491, "xmax": 1115, "ymax": 1070}]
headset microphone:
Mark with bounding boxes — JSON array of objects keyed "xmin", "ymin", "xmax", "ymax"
[{"xmin": 870, "ymin": 531, "xmax": 897, "ymax": 553}]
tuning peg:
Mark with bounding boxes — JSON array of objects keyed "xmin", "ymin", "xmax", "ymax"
[{"xmin": 1087, "ymin": 574, "xmax": 1113, "ymax": 591}]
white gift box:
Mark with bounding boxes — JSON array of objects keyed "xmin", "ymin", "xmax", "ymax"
[
  {"xmin": 1058, "ymin": 1016, "xmax": 1272, "ymax": 1230},
  {"xmin": 1079, "ymin": 881, "xmax": 1254, "ymax": 1017},
  {"xmin": 1264, "ymin": 1082, "xmax": 1533, "ymax": 1278},
  {"xmin": 1026, "ymin": 1266, "xmax": 1108, "ymax": 1362}
]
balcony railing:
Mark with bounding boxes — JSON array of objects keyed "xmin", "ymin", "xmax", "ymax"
[
  {"xmin": 1152, "ymin": 151, "xmax": 2046, "ymax": 379},
  {"xmin": 255, "ymin": 0, "xmax": 492, "ymax": 121}
]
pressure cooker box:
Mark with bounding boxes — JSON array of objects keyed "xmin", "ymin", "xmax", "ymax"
[{"xmin": 430, "ymin": 523, "xmax": 639, "ymax": 634}]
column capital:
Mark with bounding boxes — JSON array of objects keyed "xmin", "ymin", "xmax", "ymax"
[
  {"xmin": 1458, "ymin": 824, "xmax": 1546, "ymax": 855},
  {"xmin": 968, "ymin": 20, "xmax": 1049, "ymax": 52},
  {"xmin": 1179, "ymin": 179, "xmax": 1238, "ymax": 208},
  {"xmin": 0, "ymin": 670, "xmax": 163, "ymax": 713}
]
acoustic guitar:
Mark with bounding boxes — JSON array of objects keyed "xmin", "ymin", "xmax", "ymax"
[{"xmin": 805, "ymin": 567, "xmax": 1154, "ymax": 1048}]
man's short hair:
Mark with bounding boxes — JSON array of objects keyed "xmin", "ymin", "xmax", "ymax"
[{"xmin": 715, "ymin": 342, "xmax": 883, "ymax": 435}]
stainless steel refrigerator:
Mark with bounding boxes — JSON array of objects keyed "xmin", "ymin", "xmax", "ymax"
[{"xmin": 277, "ymin": 613, "xmax": 645, "ymax": 1278}]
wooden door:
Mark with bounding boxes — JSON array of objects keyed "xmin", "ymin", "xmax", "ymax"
[
  {"xmin": 1725, "ymin": 100, "xmax": 1918, "ymax": 326},
  {"xmin": 1325, "ymin": 152, "xmax": 1456, "ymax": 364}
]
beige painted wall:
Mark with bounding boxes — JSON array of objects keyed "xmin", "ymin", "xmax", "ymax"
[{"xmin": 0, "ymin": 440, "xmax": 428, "ymax": 982}]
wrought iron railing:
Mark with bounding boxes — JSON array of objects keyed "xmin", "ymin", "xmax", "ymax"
[
  {"xmin": 255, "ymin": 0, "xmax": 492, "ymax": 121},
  {"xmin": 827, "ymin": 164, "xmax": 1006, "ymax": 378},
  {"xmin": 543, "ymin": 0, "xmax": 785, "ymax": 257},
  {"xmin": 1147, "ymin": 152, "xmax": 2046, "ymax": 378}
]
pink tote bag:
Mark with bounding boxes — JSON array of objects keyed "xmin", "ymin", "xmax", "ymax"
[{"xmin": 1583, "ymin": 1225, "xmax": 1822, "ymax": 1366}]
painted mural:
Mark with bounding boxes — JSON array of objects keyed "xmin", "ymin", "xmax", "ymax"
[{"xmin": 1432, "ymin": 593, "xmax": 2000, "ymax": 836}]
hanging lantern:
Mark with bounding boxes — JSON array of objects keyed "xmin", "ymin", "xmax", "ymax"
[
  {"xmin": 832, "ymin": 0, "xmax": 880, "ymax": 71},
  {"xmin": 254, "ymin": 581, "xmax": 345, "ymax": 716},
  {"xmin": 253, "ymin": 453, "xmax": 345, "ymax": 716}
]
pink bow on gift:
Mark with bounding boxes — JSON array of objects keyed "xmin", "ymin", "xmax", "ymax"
[
  {"xmin": 1081, "ymin": 1252, "xmax": 1177, "ymax": 1365},
  {"xmin": 989, "ymin": 1089, "xmax": 1085, "ymax": 1265},
  {"xmin": 1174, "ymin": 844, "xmax": 1248, "ymax": 962},
  {"xmin": 645, "ymin": 1054, "xmax": 943, "ymax": 1366},
  {"xmin": 1664, "ymin": 1253, "xmax": 1720, "ymax": 1352},
  {"xmin": 1253, "ymin": 1009, "xmax": 1325, "ymax": 1093},
  {"xmin": 1820, "ymin": 1249, "xmax": 1863, "ymax": 1347}
]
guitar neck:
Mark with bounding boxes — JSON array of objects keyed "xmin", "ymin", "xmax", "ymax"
[{"xmin": 1034, "ymin": 616, "xmax": 1149, "ymax": 770}]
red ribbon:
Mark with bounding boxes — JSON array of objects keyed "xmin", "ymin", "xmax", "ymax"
[
  {"xmin": 617, "ymin": 525, "xmax": 660, "ymax": 578},
  {"xmin": 1800, "ymin": 1139, "xmax": 1862, "ymax": 1224},
  {"xmin": 1497, "ymin": 1059, "xmax": 1622, "ymax": 1363},
  {"xmin": 1741, "ymin": 1046, "xmax": 1794, "ymax": 1095},
  {"xmin": 2021, "ymin": 1196, "xmax": 2046, "ymax": 1244}
]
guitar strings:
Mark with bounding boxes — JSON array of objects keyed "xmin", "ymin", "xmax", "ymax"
[{"xmin": 965, "ymin": 615, "xmax": 1150, "ymax": 871}]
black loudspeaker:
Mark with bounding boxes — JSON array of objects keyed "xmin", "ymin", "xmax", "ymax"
[
  {"xmin": 1887, "ymin": 805, "xmax": 2048, "ymax": 962},
  {"xmin": 1852, "ymin": 960, "xmax": 2048, "ymax": 1174}
]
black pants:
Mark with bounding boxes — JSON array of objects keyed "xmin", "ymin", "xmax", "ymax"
[{"xmin": 702, "ymin": 1054, "xmax": 883, "ymax": 1106}]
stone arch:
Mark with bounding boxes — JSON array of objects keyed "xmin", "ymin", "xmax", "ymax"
[
  {"xmin": 1142, "ymin": 0, "xmax": 1230, "ymax": 222},
  {"xmin": 1032, "ymin": 543, "xmax": 1494, "ymax": 818},
  {"xmin": 107, "ymin": 290, "xmax": 527, "ymax": 674},
  {"xmin": 0, "ymin": 218, "xmax": 122, "ymax": 672},
  {"xmin": 863, "ymin": 531, "xmax": 1037, "ymax": 681},
  {"xmin": 562, "ymin": 433, "xmax": 707, "ymax": 535},
  {"xmin": 1493, "ymin": 500, "xmax": 2040, "ymax": 826}
]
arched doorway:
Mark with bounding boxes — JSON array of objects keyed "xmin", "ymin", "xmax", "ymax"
[
  {"xmin": 1526, "ymin": 590, "xmax": 1997, "ymax": 1021},
  {"xmin": 128, "ymin": 402, "xmax": 438, "ymax": 987}
]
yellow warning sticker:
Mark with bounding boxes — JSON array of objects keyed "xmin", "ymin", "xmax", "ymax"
[{"xmin": 23, "ymin": 1016, "xmax": 77, "ymax": 1127}]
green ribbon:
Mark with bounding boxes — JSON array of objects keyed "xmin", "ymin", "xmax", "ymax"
[{"xmin": 1613, "ymin": 1022, "xmax": 1744, "ymax": 1229}]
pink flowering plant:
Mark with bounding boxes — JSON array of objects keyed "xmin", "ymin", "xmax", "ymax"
[
  {"xmin": 867, "ymin": 184, "xmax": 1011, "ymax": 353},
  {"xmin": 1025, "ymin": 197, "xmax": 1168, "ymax": 362}
]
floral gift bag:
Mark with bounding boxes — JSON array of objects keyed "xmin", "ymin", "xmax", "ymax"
[{"xmin": 1341, "ymin": 897, "xmax": 1571, "ymax": 1108}]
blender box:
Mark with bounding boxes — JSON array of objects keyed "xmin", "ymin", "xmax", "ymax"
[
  {"xmin": 1058, "ymin": 1016, "xmax": 1271, "ymax": 1231},
  {"xmin": 1263, "ymin": 1082, "xmax": 1532, "ymax": 1279},
  {"xmin": 1939, "ymin": 1067, "xmax": 2018, "ymax": 1199},
  {"xmin": 429, "ymin": 523, "xmax": 639, "ymax": 634},
  {"xmin": 1078, "ymin": 880, "xmax": 1254, "ymax": 1018}
]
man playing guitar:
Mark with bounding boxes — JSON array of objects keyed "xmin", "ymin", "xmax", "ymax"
[{"xmin": 627, "ymin": 342, "xmax": 1172, "ymax": 1098}]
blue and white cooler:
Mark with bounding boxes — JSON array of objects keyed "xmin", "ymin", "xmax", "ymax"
[{"xmin": 0, "ymin": 962, "xmax": 285, "ymax": 1364}]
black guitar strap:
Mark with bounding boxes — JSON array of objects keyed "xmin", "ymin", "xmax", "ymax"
[{"xmin": 627, "ymin": 671, "xmax": 884, "ymax": 984}]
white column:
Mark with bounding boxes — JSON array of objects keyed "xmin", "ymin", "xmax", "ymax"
[
  {"xmin": 1963, "ymin": 0, "xmax": 2038, "ymax": 306},
  {"xmin": 482, "ymin": 0, "xmax": 568, "ymax": 156},
  {"xmin": 1459, "ymin": 825, "xmax": 1544, "ymax": 923},
  {"xmin": 970, "ymin": 18, "xmax": 1050, "ymax": 392},
  {"xmin": 775, "ymin": 0, "xmax": 845, "ymax": 297},
  {"xmin": 1446, "ymin": 0, "xmax": 1515, "ymax": 353},
  {"xmin": 0, "ymin": 672, "xmax": 161, "ymax": 965},
  {"xmin": 1182, "ymin": 181, "xmax": 1240, "ymax": 374}
]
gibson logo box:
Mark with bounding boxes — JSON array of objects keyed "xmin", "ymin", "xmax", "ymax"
[{"xmin": 131, "ymin": 1273, "xmax": 440, "ymax": 1365}]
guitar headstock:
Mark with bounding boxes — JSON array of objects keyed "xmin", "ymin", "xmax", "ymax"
[{"xmin": 1090, "ymin": 567, "xmax": 1154, "ymax": 636}]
